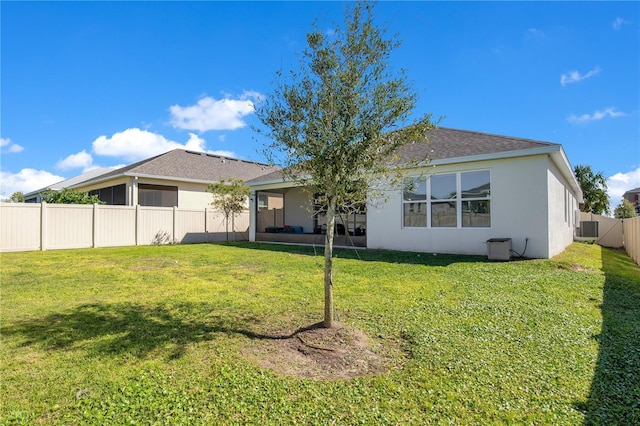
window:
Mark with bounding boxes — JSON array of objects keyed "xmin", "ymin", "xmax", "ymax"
[
  {"xmin": 461, "ymin": 171, "xmax": 490, "ymax": 228},
  {"xmin": 403, "ymin": 177, "xmax": 427, "ymax": 227},
  {"xmin": 138, "ymin": 184, "xmax": 178, "ymax": 207},
  {"xmin": 89, "ymin": 184, "xmax": 126, "ymax": 205},
  {"xmin": 431, "ymin": 174, "xmax": 457, "ymax": 227},
  {"xmin": 402, "ymin": 170, "xmax": 491, "ymax": 228}
]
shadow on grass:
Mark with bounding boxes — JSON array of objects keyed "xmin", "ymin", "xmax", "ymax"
[
  {"xmin": 580, "ymin": 247, "xmax": 640, "ymax": 424},
  {"xmin": 222, "ymin": 241, "xmax": 488, "ymax": 267},
  {"xmin": 4, "ymin": 302, "xmax": 323, "ymax": 360}
]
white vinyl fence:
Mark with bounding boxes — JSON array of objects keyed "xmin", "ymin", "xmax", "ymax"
[
  {"xmin": 579, "ymin": 212, "xmax": 640, "ymax": 266},
  {"xmin": 0, "ymin": 203, "xmax": 249, "ymax": 252}
]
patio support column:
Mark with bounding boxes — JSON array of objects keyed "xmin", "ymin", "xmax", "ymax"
[{"xmin": 249, "ymin": 191, "xmax": 256, "ymax": 242}]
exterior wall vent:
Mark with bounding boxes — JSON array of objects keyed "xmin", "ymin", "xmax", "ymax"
[{"xmin": 579, "ymin": 221, "xmax": 599, "ymax": 238}]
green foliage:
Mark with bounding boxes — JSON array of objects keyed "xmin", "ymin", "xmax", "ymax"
[
  {"xmin": 1, "ymin": 243, "xmax": 638, "ymax": 424},
  {"xmin": 207, "ymin": 179, "xmax": 250, "ymax": 242},
  {"xmin": 255, "ymin": 1, "xmax": 435, "ymax": 326},
  {"xmin": 614, "ymin": 199, "xmax": 637, "ymax": 218},
  {"xmin": 256, "ymin": 1, "xmax": 433, "ymax": 208},
  {"xmin": 574, "ymin": 164, "xmax": 610, "ymax": 215},
  {"xmin": 40, "ymin": 188, "xmax": 103, "ymax": 204},
  {"xmin": 8, "ymin": 191, "xmax": 25, "ymax": 202}
]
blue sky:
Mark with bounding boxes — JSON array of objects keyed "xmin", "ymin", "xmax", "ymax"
[{"xmin": 2, "ymin": 1, "xmax": 639, "ymax": 208}]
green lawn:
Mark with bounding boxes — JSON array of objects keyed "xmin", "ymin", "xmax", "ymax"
[{"xmin": 1, "ymin": 242, "xmax": 638, "ymax": 425}]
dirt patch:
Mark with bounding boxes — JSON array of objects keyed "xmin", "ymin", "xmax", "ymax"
[
  {"xmin": 241, "ymin": 322, "xmax": 401, "ymax": 380},
  {"xmin": 557, "ymin": 263, "xmax": 594, "ymax": 273}
]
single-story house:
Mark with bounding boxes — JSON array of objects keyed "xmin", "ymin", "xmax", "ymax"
[
  {"xmin": 23, "ymin": 167, "xmax": 114, "ymax": 203},
  {"xmin": 69, "ymin": 149, "xmax": 279, "ymax": 209},
  {"xmin": 246, "ymin": 127, "xmax": 583, "ymax": 259},
  {"xmin": 623, "ymin": 187, "xmax": 640, "ymax": 214}
]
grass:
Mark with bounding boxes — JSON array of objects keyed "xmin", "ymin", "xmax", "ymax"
[{"xmin": 1, "ymin": 242, "xmax": 638, "ymax": 425}]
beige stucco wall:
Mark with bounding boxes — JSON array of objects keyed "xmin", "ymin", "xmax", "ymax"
[
  {"xmin": 282, "ymin": 187, "xmax": 314, "ymax": 233},
  {"xmin": 75, "ymin": 177, "xmax": 238, "ymax": 209}
]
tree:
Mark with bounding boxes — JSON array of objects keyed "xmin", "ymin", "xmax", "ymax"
[
  {"xmin": 40, "ymin": 188, "xmax": 103, "ymax": 204},
  {"xmin": 9, "ymin": 191, "xmax": 25, "ymax": 203},
  {"xmin": 614, "ymin": 199, "xmax": 637, "ymax": 219},
  {"xmin": 574, "ymin": 164, "xmax": 610, "ymax": 215},
  {"xmin": 207, "ymin": 179, "xmax": 250, "ymax": 243},
  {"xmin": 255, "ymin": 2, "xmax": 434, "ymax": 328}
]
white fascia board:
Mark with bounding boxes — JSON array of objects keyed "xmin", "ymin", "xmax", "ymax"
[
  {"xmin": 427, "ymin": 145, "xmax": 562, "ymax": 167},
  {"xmin": 122, "ymin": 172, "xmax": 216, "ymax": 185},
  {"xmin": 247, "ymin": 179, "xmax": 306, "ymax": 191},
  {"xmin": 69, "ymin": 172, "xmax": 218, "ymax": 189},
  {"xmin": 549, "ymin": 148, "xmax": 583, "ymax": 202}
]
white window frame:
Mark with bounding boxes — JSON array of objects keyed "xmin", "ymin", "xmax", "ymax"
[{"xmin": 402, "ymin": 170, "xmax": 491, "ymax": 229}]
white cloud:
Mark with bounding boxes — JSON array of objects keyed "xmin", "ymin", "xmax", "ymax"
[
  {"xmin": 612, "ymin": 17, "xmax": 630, "ymax": 30},
  {"xmin": 525, "ymin": 28, "xmax": 545, "ymax": 39},
  {"xmin": 0, "ymin": 168, "xmax": 64, "ymax": 199},
  {"xmin": 92, "ymin": 128, "xmax": 238, "ymax": 162},
  {"xmin": 607, "ymin": 166, "xmax": 640, "ymax": 206},
  {"xmin": 56, "ymin": 150, "xmax": 94, "ymax": 171},
  {"xmin": 1, "ymin": 137, "xmax": 24, "ymax": 154},
  {"xmin": 560, "ymin": 66, "xmax": 601, "ymax": 86},
  {"xmin": 567, "ymin": 107, "xmax": 626, "ymax": 123},
  {"xmin": 169, "ymin": 91, "xmax": 261, "ymax": 132},
  {"xmin": 208, "ymin": 150, "xmax": 237, "ymax": 158}
]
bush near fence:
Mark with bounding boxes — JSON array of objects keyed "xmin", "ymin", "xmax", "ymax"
[{"xmin": 0, "ymin": 203, "xmax": 249, "ymax": 252}]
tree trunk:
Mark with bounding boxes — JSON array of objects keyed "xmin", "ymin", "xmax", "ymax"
[
  {"xmin": 323, "ymin": 200, "xmax": 336, "ymax": 328},
  {"xmin": 225, "ymin": 213, "xmax": 229, "ymax": 243}
]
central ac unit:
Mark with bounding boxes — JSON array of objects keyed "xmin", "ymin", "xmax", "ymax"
[{"xmin": 580, "ymin": 221, "xmax": 599, "ymax": 238}]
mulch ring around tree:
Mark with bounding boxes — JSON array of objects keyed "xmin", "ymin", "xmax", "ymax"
[{"xmin": 240, "ymin": 322, "xmax": 404, "ymax": 380}]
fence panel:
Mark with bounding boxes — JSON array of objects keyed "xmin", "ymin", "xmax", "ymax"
[
  {"xmin": 176, "ymin": 209, "xmax": 207, "ymax": 244},
  {"xmin": 95, "ymin": 205, "xmax": 137, "ymax": 247},
  {"xmin": 138, "ymin": 207, "xmax": 175, "ymax": 245},
  {"xmin": 624, "ymin": 216, "xmax": 640, "ymax": 266},
  {"xmin": 205, "ymin": 210, "xmax": 249, "ymax": 242},
  {"xmin": 579, "ymin": 212, "xmax": 623, "ymax": 248},
  {"xmin": 0, "ymin": 203, "xmax": 41, "ymax": 252},
  {"xmin": 0, "ymin": 204, "xmax": 250, "ymax": 252},
  {"xmin": 45, "ymin": 204, "xmax": 94, "ymax": 250}
]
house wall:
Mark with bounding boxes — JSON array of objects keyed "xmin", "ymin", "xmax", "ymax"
[
  {"xmin": 283, "ymin": 187, "xmax": 314, "ymax": 233},
  {"xmin": 367, "ymin": 155, "xmax": 556, "ymax": 258},
  {"xmin": 76, "ymin": 177, "xmax": 225, "ymax": 209},
  {"xmin": 178, "ymin": 181, "xmax": 218, "ymax": 209},
  {"xmin": 546, "ymin": 159, "xmax": 579, "ymax": 257}
]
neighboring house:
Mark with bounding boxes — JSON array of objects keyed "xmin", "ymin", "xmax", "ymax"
[
  {"xmin": 623, "ymin": 187, "xmax": 640, "ymax": 214},
  {"xmin": 23, "ymin": 167, "xmax": 114, "ymax": 203},
  {"xmin": 69, "ymin": 149, "xmax": 279, "ymax": 209},
  {"xmin": 246, "ymin": 127, "xmax": 583, "ymax": 259}
]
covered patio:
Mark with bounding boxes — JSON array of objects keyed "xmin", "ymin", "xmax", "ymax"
[{"xmin": 250, "ymin": 187, "xmax": 366, "ymax": 248}]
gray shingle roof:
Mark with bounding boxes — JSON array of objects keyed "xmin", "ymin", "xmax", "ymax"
[
  {"xmin": 395, "ymin": 126, "xmax": 557, "ymax": 164},
  {"xmin": 247, "ymin": 127, "xmax": 560, "ymax": 184},
  {"xmin": 73, "ymin": 149, "xmax": 279, "ymax": 187}
]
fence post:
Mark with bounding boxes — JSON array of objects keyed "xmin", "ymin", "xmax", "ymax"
[
  {"xmin": 40, "ymin": 202, "xmax": 47, "ymax": 251},
  {"xmin": 173, "ymin": 206, "xmax": 178, "ymax": 243},
  {"xmin": 136, "ymin": 204, "xmax": 140, "ymax": 246},
  {"xmin": 92, "ymin": 203, "xmax": 98, "ymax": 248},
  {"xmin": 205, "ymin": 207, "xmax": 209, "ymax": 243}
]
